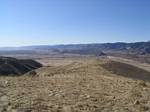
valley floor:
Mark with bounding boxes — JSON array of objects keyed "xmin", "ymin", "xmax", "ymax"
[{"xmin": 0, "ymin": 56, "xmax": 150, "ymax": 112}]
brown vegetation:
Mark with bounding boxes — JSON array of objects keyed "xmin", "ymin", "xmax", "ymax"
[{"xmin": 0, "ymin": 56, "xmax": 150, "ymax": 112}]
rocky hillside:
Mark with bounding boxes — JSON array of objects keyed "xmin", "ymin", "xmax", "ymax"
[
  {"xmin": 1, "ymin": 56, "xmax": 150, "ymax": 112},
  {"xmin": 0, "ymin": 57, "xmax": 42, "ymax": 75}
]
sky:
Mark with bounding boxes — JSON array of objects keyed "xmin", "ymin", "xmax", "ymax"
[{"xmin": 0, "ymin": 0, "xmax": 150, "ymax": 47}]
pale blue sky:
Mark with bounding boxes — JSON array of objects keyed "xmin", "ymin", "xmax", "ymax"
[{"xmin": 0, "ymin": 0, "xmax": 150, "ymax": 46}]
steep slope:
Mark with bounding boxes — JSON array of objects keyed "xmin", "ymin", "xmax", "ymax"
[
  {"xmin": 0, "ymin": 57, "xmax": 42, "ymax": 75},
  {"xmin": 101, "ymin": 60, "xmax": 150, "ymax": 81}
]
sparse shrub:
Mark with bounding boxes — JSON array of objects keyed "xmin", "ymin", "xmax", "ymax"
[
  {"xmin": 138, "ymin": 81, "xmax": 147, "ymax": 87},
  {"xmin": 134, "ymin": 100, "xmax": 140, "ymax": 105},
  {"xmin": 29, "ymin": 70, "xmax": 37, "ymax": 76}
]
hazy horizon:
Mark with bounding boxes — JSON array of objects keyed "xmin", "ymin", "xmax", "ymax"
[
  {"xmin": 0, "ymin": 41, "xmax": 149, "ymax": 48},
  {"xmin": 1, "ymin": 0, "xmax": 150, "ymax": 47}
]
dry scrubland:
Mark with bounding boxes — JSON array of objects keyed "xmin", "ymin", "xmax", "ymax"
[{"xmin": 0, "ymin": 56, "xmax": 150, "ymax": 112}]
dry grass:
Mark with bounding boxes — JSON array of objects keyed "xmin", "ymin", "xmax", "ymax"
[{"xmin": 0, "ymin": 56, "xmax": 150, "ymax": 112}]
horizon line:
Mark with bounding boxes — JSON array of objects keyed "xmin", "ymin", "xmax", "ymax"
[{"xmin": 0, "ymin": 41, "xmax": 149, "ymax": 48}]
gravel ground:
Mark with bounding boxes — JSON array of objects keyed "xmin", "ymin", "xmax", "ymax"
[{"xmin": 0, "ymin": 57, "xmax": 150, "ymax": 112}]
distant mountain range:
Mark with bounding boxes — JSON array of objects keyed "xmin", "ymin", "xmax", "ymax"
[{"xmin": 0, "ymin": 41, "xmax": 150, "ymax": 56}]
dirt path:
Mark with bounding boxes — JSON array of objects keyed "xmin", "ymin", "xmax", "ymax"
[{"xmin": 108, "ymin": 56, "xmax": 150, "ymax": 72}]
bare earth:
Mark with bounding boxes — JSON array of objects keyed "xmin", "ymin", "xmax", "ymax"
[{"xmin": 0, "ymin": 56, "xmax": 150, "ymax": 112}]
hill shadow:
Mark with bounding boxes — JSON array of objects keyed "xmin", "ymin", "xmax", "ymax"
[
  {"xmin": 0, "ymin": 57, "xmax": 42, "ymax": 76},
  {"xmin": 101, "ymin": 60, "xmax": 150, "ymax": 82}
]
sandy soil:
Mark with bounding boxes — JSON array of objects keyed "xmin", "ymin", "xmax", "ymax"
[{"xmin": 0, "ymin": 56, "xmax": 150, "ymax": 112}]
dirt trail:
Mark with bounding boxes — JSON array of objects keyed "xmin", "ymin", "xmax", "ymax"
[{"xmin": 108, "ymin": 56, "xmax": 150, "ymax": 72}]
